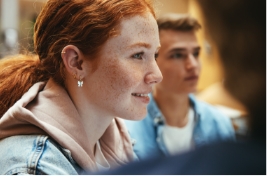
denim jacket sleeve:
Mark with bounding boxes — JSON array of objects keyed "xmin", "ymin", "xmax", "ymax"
[{"xmin": 0, "ymin": 135, "xmax": 83, "ymax": 175}]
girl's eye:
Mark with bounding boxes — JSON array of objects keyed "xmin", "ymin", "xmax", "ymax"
[
  {"xmin": 132, "ymin": 52, "xmax": 144, "ymax": 60},
  {"xmin": 154, "ymin": 53, "xmax": 158, "ymax": 60}
]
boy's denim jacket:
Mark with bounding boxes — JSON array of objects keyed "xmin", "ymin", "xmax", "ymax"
[{"xmin": 125, "ymin": 94, "xmax": 236, "ymax": 160}]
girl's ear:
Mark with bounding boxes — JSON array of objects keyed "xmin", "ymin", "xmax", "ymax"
[{"xmin": 61, "ymin": 45, "xmax": 86, "ymax": 78}]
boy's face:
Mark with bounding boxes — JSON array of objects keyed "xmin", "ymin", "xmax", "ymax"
[{"xmin": 155, "ymin": 29, "xmax": 201, "ymax": 95}]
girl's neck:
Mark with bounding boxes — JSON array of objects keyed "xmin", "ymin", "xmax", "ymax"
[{"xmin": 69, "ymin": 88, "xmax": 114, "ymax": 152}]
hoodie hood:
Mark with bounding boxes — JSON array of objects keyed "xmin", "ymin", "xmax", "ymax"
[{"xmin": 0, "ymin": 79, "xmax": 134, "ymax": 171}]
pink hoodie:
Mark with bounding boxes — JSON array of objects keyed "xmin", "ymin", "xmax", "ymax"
[{"xmin": 0, "ymin": 78, "xmax": 134, "ymax": 171}]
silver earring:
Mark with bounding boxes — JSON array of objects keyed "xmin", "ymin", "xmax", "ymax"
[{"xmin": 78, "ymin": 76, "xmax": 83, "ymax": 87}]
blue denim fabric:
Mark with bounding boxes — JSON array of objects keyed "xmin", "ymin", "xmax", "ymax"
[
  {"xmin": 0, "ymin": 135, "xmax": 84, "ymax": 174},
  {"xmin": 124, "ymin": 94, "xmax": 236, "ymax": 160}
]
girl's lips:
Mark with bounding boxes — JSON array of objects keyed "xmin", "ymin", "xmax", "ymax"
[
  {"xmin": 131, "ymin": 93, "xmax": 149, "ymax": 97},
  {"xmin": 132, "ymin": 93, "xmax": 150, "ymax": 104}
]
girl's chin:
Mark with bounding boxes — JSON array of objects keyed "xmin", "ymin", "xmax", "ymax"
[{"xmin": 124, "ymin": 112, "xmax": 147, "ymax": 121}]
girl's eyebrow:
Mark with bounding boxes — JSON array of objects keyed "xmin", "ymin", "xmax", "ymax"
[{"xmin": 127, "ymin": 42, "xmax": 151, "ymax": 49}]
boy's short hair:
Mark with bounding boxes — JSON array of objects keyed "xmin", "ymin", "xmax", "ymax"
[{"xmin": 157, "ymin": 13, "xmax": 201, "ymax": 32}]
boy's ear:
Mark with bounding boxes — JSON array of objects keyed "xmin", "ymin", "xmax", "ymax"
[{"xmin": 61, "ymin": 45, "xmax": 85, "ymax": 77}]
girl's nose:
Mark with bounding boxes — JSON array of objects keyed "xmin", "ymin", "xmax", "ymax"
[{"xmin": 144, "ymin": 60, "xmax": 163, "ymax": 85}]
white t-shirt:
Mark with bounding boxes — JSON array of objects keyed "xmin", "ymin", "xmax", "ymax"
[
  {"xmin": 162, "ymin": 107, "xmax": 195, "ymax": 155},
  {"xmin": 95, "ymin": 141, "xmax": 110, "ymax": 171}
]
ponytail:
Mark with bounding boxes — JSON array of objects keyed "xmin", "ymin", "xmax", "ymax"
[{"xmin": 0, "ymin": 54, "xmax": 50, "ymax": 117}]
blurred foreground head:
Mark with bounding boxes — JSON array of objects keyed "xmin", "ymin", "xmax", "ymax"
[{"xmin": 197, "ymin": 0, "xmax": 265, "ymax": 138}]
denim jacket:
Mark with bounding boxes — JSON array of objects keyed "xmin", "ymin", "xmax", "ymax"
[
  {"xmin": 124, "ymin": 94, "xmax": 236, "ymax": 160},
  {"xmin": 0, "ymin": 135, "xmax": 84, "ymax": 174},
  {"xmin": 0, "ymin": 79, "xmax": 134, "ymax": 174}
]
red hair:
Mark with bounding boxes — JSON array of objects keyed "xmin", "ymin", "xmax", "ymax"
[
  {"xmin": 0, "ymin": 0, "xmax": 155, "ymax": 117},
  {"xmin": 0, "ymin": 54, "xmax": 49, "ymax": 116}
]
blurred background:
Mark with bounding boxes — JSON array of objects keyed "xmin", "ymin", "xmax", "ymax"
[
  {"xmin": 0, "ymin": 0, "xmax": 248, "ymax": 138},
  {"xmin": 0, "ymin": 0, "xmax": 224, "ymax": 91}
]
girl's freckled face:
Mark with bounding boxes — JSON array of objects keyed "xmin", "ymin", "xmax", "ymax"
[{"xmin": 83, "ymin": 12, "xmax": 160, "ymax": 120}]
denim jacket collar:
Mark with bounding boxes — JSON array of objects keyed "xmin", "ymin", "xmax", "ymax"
[
  {"xmin": 147, "ymin": 93, "xmax": 201, "ymax": 156},
  {"xmin": 147, "ymin": 94, "xmax": 165, "ymax": 126},
  {"xmin": 148, "ymin": 93, "xmax": 200, "ymax": 127},
  {"xmin": 188, "ymin": 94, "xmax": 201, "ymax": 123}
]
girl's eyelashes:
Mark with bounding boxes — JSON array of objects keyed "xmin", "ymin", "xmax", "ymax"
[
  {"xmin": 130, "ymin": 51, "xmax": 159, "ymax": 60},
  {"xmin": 131, "ymin": 52, "xmax": 144, "ymax": 60},
  {"xmin": 154, "ymin": 53, "xmax": 158, "ymax": 60}
]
